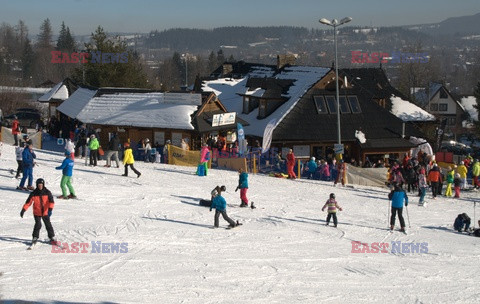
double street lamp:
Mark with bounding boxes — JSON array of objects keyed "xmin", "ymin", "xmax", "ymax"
[{"xmin": 319, "ymin": 17, "xmax": 352, "ymax": 156}]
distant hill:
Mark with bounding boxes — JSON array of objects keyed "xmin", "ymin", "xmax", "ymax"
[{"xmin": 406, "ymin": 12, "xmax": 480, "ymax": 36}]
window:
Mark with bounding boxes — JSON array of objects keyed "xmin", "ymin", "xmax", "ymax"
[
  {"xmin": 325, "ymin": 96, "xmax": 337, "ymax": 114},
  {"xmin": 440, "ymin": 89, "xmax": 448, "ymax": 99},
  {"xmin": 339, "ymin": 96, "xmax": 351, "ymax": 113},
  {"xmin": 448, "ymin": 117, "xmax": 456, "ymax": 126},
  {"xmin": 439, "ymin": 104, "xmax": 448, "ymax": 111},
  {"xmin": 430, "ymin": 104, "xmax": 438, "ymax": 111},
  {"xmin": 313, "ymin": 96, "xmax": 328, "ymax": 114},
  {"xmin": 348, "ymin": 96, "xmax": 361, "ymax": 113}
]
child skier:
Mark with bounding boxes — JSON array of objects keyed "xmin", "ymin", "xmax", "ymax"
[
  {"xmin": 322, "ymin": 193, "xmax": 343, "ymax": 227},
  {"xmin": 418, "ymin": 167, "xmax": 427, "ymax": 206},
  {"xmin": 453, "ymin": 173, "xmax": 462, "ymax": 198},
  {"xmin": 20, "ymin": 178, "xmax": 57, "ymax": 247},
  {"xmin": 210, "ymin": 186, "xmax": 239, "ymax": 228},
  {"xmin": 55, "ymin": 151, "xmax": 76, "ymax": 199},
  {"xmin": 14, "ymin": 142, "xmax": 25, "ymax": 179},
  {"xmin": 122, "ymin": 142, "xmax": 141, "ymax": 178},
  {"xmin": 388, "ymin": 183, "xmax": 409, "ymax": 233},
  {"xmin": 236, "ymin": 168, "xmax": 254, "ymax": 208},
  {"xmin": 445, "ymin": 166, "xmax": 454, "ymax": 197}
]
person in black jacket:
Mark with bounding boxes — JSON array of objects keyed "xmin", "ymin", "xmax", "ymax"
[{"xmin": 104, "ymin": 133, "xmax": 120, "ymax": 168}]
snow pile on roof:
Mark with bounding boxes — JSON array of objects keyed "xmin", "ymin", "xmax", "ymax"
[
  {"xmin": 0, "ymin": 86, "xmax": 51, "ymax": 94},
  {"xmin": 460, "ymin": 96, "xmax": 478, "ymax": 121},
  {"xmin": 355, "ymin": 130, "xmax": 366, "ymax": 144},
  {"xmin": 38, "ymin": 82, "xmax": 69, "ymax": 102},
  {"xmin": 202, "ymin": 66, "xmax": 330, "ymax": 137},
  {"xmin": 390, "ymin": 95, "xmax": 436, "ymax": 122},
  {"xmin": 58, "ymin": 90, "xmax": 201, "ymax": 130}
]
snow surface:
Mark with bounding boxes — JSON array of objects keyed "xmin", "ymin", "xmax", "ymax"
[
  {"xmin": 390, "ymin": 95, "xmax": 436, "ymax": 122},
  {"xmin": 0, "ymin": 142, "xmax": 479, "ymax": 303}
]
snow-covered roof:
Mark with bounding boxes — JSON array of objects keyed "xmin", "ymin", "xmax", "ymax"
[
  {"xmin": 460, "ymin": 96, "xmax": 478, "ymax": 121},
  {"xmin": 57, "ymin": 89, "xmax": 202, "ymax": 130},
  {"xmin": 38, "ymin": 82, "xmax": 69, "ymax": 102},
  {"xmin": 0, "ymin": 86, "xmax": 51, "ymax": 94},
  {"xmin": 202, "ymin": 66, "xmax": 330, "ymax": 137},
  {"xmin": 390, "ymin": 95, "xmax": 436, "ymax": 122}
]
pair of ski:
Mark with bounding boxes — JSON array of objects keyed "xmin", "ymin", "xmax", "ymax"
[{"xmin": 27, "ymin": 239, "xmax": 64, "ymax": 250}]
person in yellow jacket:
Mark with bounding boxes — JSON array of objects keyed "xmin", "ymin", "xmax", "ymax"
[
  {"xmin": 122, "ymin": 142, "xmax": 141, "ymax": 178},
  {"xmin": 473, "ymin": 160, "xmax": 480, "ymax": 189},
  {"xmin": 456, "ymin": 161, "xmax": 468, "ymax": 189}
]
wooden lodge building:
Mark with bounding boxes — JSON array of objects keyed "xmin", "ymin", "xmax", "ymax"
[{"xmin": 201, "ymin": 60, "xmax": 436, "ymax": 164}]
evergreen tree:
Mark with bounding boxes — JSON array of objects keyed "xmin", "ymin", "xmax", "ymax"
[
  {"xmin": 21, "ymin": 38, "xmax": 35, "ymax": 81},
  {"xmin": 72, "ymin": 26, "xmax": 149, "ymax": 88},
  {"xmin": 37, "ymin": 18, "xmax": 53, "ymax": 49},
  {"xmin": 207, "ymin": 51, "xmax": 217, "ymax": 74},
  {"xmin": 57, "ymin": 21, "xmax": 76, "ymax": 51}
]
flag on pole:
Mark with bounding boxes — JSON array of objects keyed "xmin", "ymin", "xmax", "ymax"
[
  {"xmin": 237, "ymin": 123, "xmax": 246, "ymax": 156},
  {"xmin": 262, "ymin": 119, "xmax": 276, "ymax": 154}
]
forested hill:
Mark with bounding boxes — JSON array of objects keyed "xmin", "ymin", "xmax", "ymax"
[{"xmin": 144, "ymin": 26, "xmax": 312, "ymax": 51}]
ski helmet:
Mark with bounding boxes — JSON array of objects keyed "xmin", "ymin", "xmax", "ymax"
[
  {"xmin": 330, "ymin": 193, "xmax": 335, "ymax": 199},
  {"xmin": 36, "ymin": 178, "xmax": 45, "ymax": 186},
  {"xmin": 220, "ymin": 185, "xmax": 226, "ymax": 192}
]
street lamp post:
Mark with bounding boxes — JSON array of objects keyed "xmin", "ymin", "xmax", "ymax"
[{"xmin": 319, "ymin": 17, "xmax": 352, "ymax": 157}]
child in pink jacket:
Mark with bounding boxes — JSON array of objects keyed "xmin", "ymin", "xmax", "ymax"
[{"xmin": 322, "ymin": 193, "xmax": 343, "ymax": 227}]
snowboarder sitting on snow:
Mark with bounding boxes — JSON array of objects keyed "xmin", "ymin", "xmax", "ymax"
[
  {"xmin": 199, "ymin": 185, "xmax": 226, "ymax": 207},
  {"xmin": 388, "ymin": 183, "xmax": 408, "ymax": 232},
  {"xmin": 322, "ymin": 193, "xmax": 343, "ymax": 227},
  {"xmin": 20, "ymin": 178, "xmax": 57, "ymax": 245},
  {"xmin": 210, "ymin": 186, "xmax": 238, "ymax": 228},
  {"xmin": 453, "ymin": 213, "xmax": 471, "ymax": 232}
]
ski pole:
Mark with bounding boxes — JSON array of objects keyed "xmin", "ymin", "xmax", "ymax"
[{"xmin": 406, "ymin": 205, "xmax": 411, "ymax": 228}]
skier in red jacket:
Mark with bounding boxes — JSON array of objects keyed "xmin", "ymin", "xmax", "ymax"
[{"xmin": 20, "ymin": 178, "xmax": 57, "ymax": 246}]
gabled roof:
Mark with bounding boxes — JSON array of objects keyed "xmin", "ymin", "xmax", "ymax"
[
  {"xmin": 412, "ymin": 83, "xmax": 443, "ymax": 107},
  {"xmin": 412, "ymin": 83, "xmax": 466, "ymax": 113},
  {"xmin": 38, "ymin": 78, "xmax": 79, "ymax": 102},
  {"xmin": 202, "ymin": 65, "xmax": 331, "ymax": 137},
  {"xmin": 57, "ymin": 88, "xmax": 202, "ymax": 130}
]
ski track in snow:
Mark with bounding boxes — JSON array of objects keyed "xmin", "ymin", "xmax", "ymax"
[{"xmin": 0, "ymin": 144, "xmax": 479, "ymax": 303}]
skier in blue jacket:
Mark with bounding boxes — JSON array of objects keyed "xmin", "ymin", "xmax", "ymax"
[
  {"xmin": 388, "ymin": 183, "xmax": 408, "ymax": 232},
  {"xmin": 210, "ymin": 186, "xmax": 238, "ymax": 228},
  {"xmin": 55, "ymin": 151, "xmax": 76, "ymax": 199},
  {"xmin": 17, "ymin": 143, "xmax": 36, "ymax": 191}
]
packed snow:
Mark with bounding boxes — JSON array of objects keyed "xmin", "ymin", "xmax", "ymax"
[
  {"xmin": 390, "ymin": 96, "xmax": 436, "ymax": 122},
  {"xmin": 0, "ymin": 142, "xmax": 479, "ymax": 303}
]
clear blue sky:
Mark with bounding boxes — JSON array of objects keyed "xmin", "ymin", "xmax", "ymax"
[{"xmin": 1, "ymin": 0, "xmax": 479, "ymax": 35}]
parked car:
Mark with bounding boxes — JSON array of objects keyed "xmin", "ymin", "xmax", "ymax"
[
  {"xmin": 16, "ymin": 107, "xmax": 40, "ymax": 114},
  {"xmin": 3, "ymin": 111, "xmax": 42, "ymax": 128}
]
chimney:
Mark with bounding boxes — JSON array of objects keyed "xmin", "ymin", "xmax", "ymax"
[{"xmin": 277, "ymin": 54, "xmax": 296, "ymax": 70}]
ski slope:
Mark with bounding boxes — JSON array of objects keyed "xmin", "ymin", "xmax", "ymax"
[{"xmin": 0, "ymin": 143, "xmax": 478, "ymax": 304}]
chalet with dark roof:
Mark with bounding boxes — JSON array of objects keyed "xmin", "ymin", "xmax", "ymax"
[{"xmin": 202, "ymin": 62, "xmax": 433, "ymax": 163}]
